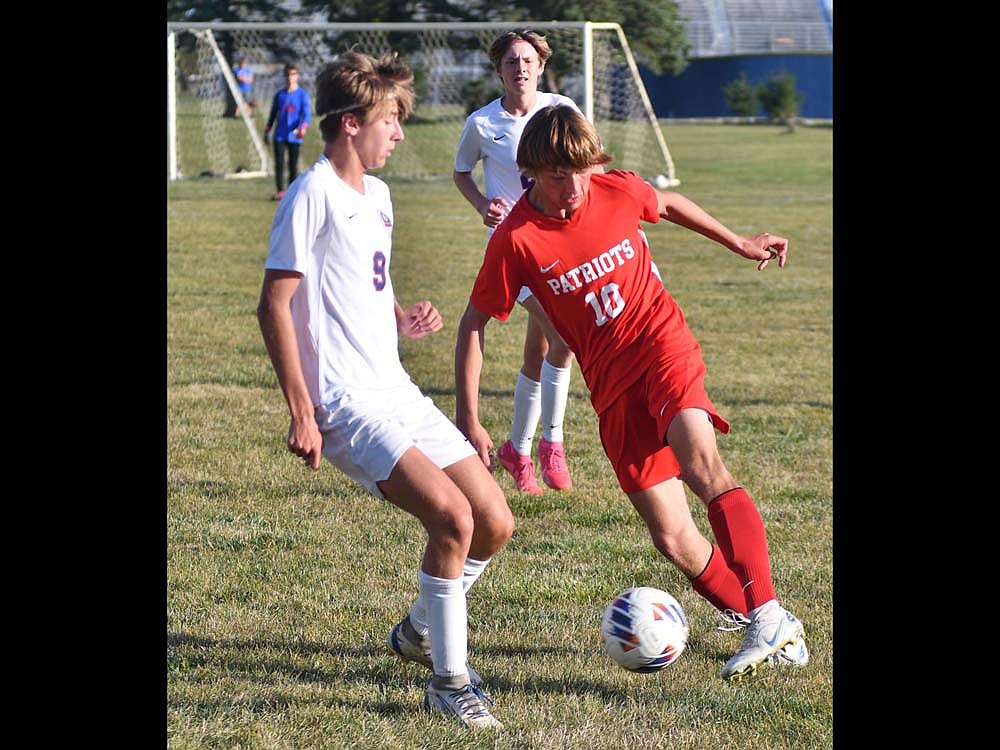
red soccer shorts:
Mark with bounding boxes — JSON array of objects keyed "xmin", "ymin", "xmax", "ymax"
[{"xmin": 597, "ymin": 351, "xmax": 730, "ymax": 494}]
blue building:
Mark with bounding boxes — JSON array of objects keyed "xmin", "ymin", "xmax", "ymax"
[{"xmin": 642, "ymin": 0, "xmax": 833, "ymax": 119}]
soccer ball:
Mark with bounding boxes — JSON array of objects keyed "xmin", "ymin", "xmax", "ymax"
[
  {"xmin": 651, "ymin": 174, "xmax": 670, "ymax": 190},
  {"xmin": 600, "ymin": 586, "xmax": 689, "ymax": 673}
]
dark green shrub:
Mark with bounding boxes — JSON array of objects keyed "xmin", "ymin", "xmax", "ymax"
[
  {"xmin": 723, "ymin": 72, "xmax": 759, "ymax": 116},
  {"xmin": 758, "ymin": 71, "xmax": 805, "ymax": 128}
]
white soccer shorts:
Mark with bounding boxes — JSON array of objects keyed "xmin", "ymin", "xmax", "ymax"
[{"xmin": 315, "ymin": 382, "xmax": 476, "ymax": 499}]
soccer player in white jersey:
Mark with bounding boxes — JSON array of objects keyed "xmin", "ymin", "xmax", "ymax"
[
  {"xmin": 453, "ymin": 29, "xmax": 580, "ymax": 495},
  {"xmin": 256, "ymin": 51, "xmax": 513, "ymax": 730}
]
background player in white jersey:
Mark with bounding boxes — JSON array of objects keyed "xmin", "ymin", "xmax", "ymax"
[
  {"xmin": 256, "ymin": 50, "xmax": 512, "ymax": 730},
  {"xmin": 453, "ymin": 29, "xmax": 579, "ymax": 495}
]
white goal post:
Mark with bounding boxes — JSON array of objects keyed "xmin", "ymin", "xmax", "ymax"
[{"xmin": 166, "ymin": 21, "xmax": 679, "ymax": 186}]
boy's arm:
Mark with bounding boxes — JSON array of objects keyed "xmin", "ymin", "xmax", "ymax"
[
  {"xmin": 454, "ymin": 302, "xmax": 495, "ymax": 469},
  {"xmin": 395, "ymin": 299, "xmax": 443, "ymax": 340},
  {"xmin": 265, "ymin": 92, "xmax": 279, "ymax": 130},
  {"xmin": 655, "ymin": 190, "xmax": 788, "ymax": 271},
  {"xmin": 257, "ymin": 269, "xmax": 322, "ymax": 470},
  {"xmin": 453, "ymin": 170, "xmax": 509, "ymax": 229},
  {"xmin": 297, "ymin": 91, "xmax": 311, "ymax": 137}
]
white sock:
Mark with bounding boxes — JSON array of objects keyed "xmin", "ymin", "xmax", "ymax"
[
  {"xmin": 409, "ymin": 558, "xmax": 491, "ymax": 637},
  {"xmin": 540, "ymin": 359, "xmax": 571, "ymax": 443},
  {"xmin": 510, "ymin": 371, "xmax": 541, "ymax": 455},
  {"xmin": 418, "ymin": 569, "xmax": 467, "ymax": 680},
  {"xmin": 460, "ymin": 556, "xmax": 490, "ymax": 590}
]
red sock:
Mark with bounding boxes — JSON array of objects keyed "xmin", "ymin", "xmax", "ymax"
[
  {"xmin": 707, "ymin": 487, "xmax": 776, "ymax": 611},
  {"xmin": 690, "ymin": 545, "xmax": 748, "ymax": 614}
]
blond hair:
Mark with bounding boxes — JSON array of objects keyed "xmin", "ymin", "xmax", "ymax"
[
  {"xmin": 487, "ymin": 29, "xmax": 552, "ymax": 71},
  {"xmin": 315, "ymin": 51, "xmax": 415, "ymax": 142},
  {"xmin": 517, "ymin": 105, "xmax": 613, "ymax": 174}
]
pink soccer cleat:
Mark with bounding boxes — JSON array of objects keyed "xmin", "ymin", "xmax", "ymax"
[
  {"xmin": 496, "ymin": 440, "xmax": 542, "ymax": 495},
  {"xmin": 539, "ymin": 438, "xmax": 573, "ymax": 490}
]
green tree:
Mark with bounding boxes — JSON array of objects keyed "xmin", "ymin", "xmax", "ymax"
[
  {"xmin": 170, "ymin": 1, "xmax": 691, "ymax": 104},
  {"xmin": 298, "ymin": 0, "xmax": 691, "ymax": 91},
  {"xmin": 461, "ymin": 77, "xmax": 504, "ymax": 115},
  {"xmin": 757, "ymin": 71, "xmax": 805, "ymax": 130},
  {"xmin": 494, "ymin": 1, "xmax": 690, "ymax": 77},
  {"xmin": 167, "ymin": 1, "xmax": 293, "ymax": 23},
  {"xmin": 168, "ymin": 2, "xmax": 295, "ymax": 110},
  {"xmin": 294, "ymin": 1, "xmax": 485, "ymax": 23},
  {"xmin": 723, "ymin": 72, "xmax": 759, "ymax": 117}
]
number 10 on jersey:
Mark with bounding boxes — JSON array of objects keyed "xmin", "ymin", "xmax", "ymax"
[{"xmin": 586, "ymin": 282, "xmax": 625, "ymax": 326}]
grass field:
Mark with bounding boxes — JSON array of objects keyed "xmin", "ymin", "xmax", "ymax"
[{"xmin": 167, "ymin": 122, "xmax": 832, "ymax": 749}]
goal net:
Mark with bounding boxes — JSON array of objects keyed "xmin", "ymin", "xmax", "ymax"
[{"xmin": 167, "ymin": 21, "xmax": 679, "ymax": 186}]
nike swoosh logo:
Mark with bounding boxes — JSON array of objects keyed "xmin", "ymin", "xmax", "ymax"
[
  {"xmin": 492, "ymin": 134, "xmax": 506, "ymax": 141},
  {"xmin": 540, "ymin": 260, "xmax": 559, "ymax": 272},
  {"xmin": 347, "ymin": 213, "xmax": 359, "ymax": 219}
]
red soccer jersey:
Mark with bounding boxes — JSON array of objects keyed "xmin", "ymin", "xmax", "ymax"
[{"xmin": 470, "ymin": 170, "xmax": 703, "ymax": 414}]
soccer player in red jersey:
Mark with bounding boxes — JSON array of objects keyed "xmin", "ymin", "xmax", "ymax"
[{"xmin": 454, "ymin": 104, "xmax": 808, "ymax": 680}]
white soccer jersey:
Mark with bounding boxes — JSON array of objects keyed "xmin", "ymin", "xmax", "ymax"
[
  {"xmin": 454, "ymin": 91, "xmax": 580, "ymax": 235},
  {"xmin": 264, "ymin": 155, "xmax": 411, "ymax": 406}
]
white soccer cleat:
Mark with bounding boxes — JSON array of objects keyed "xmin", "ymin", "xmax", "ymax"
[
  {"xmin": 387, "ymin": 615, "xmax": 483, "ymax": 686},
  {"xmin": 424, "ymin": 682, "xmax": 503, "ymax": 729},
  {"xmin": 721, "ymin": 600, "xmax": 805, "ymax": 681},
  {"xmin": 770, "ymin": 635, "xmax": 809, "ymax": 667},
  {"xmin": 716, "ymin": 608, "xmax": 809, "ymax": 667},
  {"xmin": 716, "ymin": 608, "xmax": 751, "ymax": 632}
]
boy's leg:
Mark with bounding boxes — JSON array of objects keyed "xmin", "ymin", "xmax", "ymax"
[
  {"xmin": 288, "ymin": 142, "xmax": 301, "ymax": 184},
  {"xmin": 539, "ymin": 359, "xmax": 571, "ymax": 445},
  {"xmin": 665, "ymin": 409, "xmax": 776, "ymax": 610},
  {"xmin": 628, "ymin": 478, "xmax": 745, "ymax": 611},
  {"xmin": 273, "ymin": 141, "xmax": 286, "ymax": 193},
  {"xmin": 511, "ymin": 306, "xmax": 547, "ymax": 455},
  {"xmin": 378, "ymin": 447, "xmax": 475, "ymax": 681},
  {"xmin": 664, "ymin": 408, "xmax": 805, "ymax": 679},
  {"xmin": 521, "ymin": 295, "xmax": 574, "ymax": 490},
  {"xmin": 407, "ymin": 454, "xmax": 514, "ymax": 637},
  {"xmin": 497, "ymin": 303, "xmax": 544, "ymax": 494},
  {"xmin": 379, "ymin": 449, "xmax": 505, "ymax": 726},
  {"xmin": 508, "ymin": 366, "xmax": 541, "ymax": 457}
]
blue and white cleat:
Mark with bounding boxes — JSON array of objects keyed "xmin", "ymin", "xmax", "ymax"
[
  {"xmin": 424, "ymin": 682, "xmax": 502, "ymax": 729},
  {"xmin": 387, "ymin": 615, "xmax": 483, "ymax": 686}
]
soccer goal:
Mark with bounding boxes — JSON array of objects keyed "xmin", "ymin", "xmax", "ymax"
[{"xmin": 167, "ymin": 21, "xmax": 679, "ymax": 186}]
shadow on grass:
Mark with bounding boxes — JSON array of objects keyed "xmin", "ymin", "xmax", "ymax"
[
  {"xmin": 421, "ymin": 388, "xmax": 828, "ymax": 411},
  {"xmin": 168, "ymin": 630, "xmax": 634, "ymax": 712},
  {"xmin": 168, "ymin": 478, "xmax": 230, "ymax": 497},
  {"xmin": 685, "ymin": 637, "xmax": 739, "ymax": 667},
  {"xmin": 420, "ymin": 386, "xmax": 591, "ymax": 403},
  {"xmin": 724, "ymin": 398, "xmax": 832, "ymax": 410}
]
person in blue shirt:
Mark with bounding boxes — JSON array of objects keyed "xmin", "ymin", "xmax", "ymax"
[
  {"xmin": 264, "ymin": 64, "xmax": 311, "ymax": 200},
  {"xmin": 233, "ymin": 57, "xmax": 254, "ymax": 114}
]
